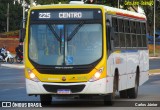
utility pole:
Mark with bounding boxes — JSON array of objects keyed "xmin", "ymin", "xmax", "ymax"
[
  {"xmin": 23, "ymin": 0, "xmax": 25, "ymax": 28},
  {"xmin": 154, "ymin": 0, "xmax": 156, "ymax": 56},
  {"xmin": 118, "ymin": 0, "xmax": 119, "ymax": 8},
  {"xmin": 30, "ymin": 0, "xmax": 34, "ymax": 7},
  {"xmin": 7, "ymin": 3, "xmax": 9, "ymax": 32}
]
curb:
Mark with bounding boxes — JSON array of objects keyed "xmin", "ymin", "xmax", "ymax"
[
  {"xmin": 149, "ymin": 57, "xmax": 160, "ymax": 59},
  {"xmin": 149, "ymin": 73, "xmax": 160, "ymax": 76}
]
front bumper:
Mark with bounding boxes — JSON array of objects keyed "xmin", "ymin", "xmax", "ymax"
[{"xmin": 26, "ymin": 77, "xmax": 113, "ymax": 95}]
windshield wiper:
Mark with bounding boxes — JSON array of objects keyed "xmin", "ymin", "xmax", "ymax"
[
  {"xmin": 67, "ymin": 21, "xmax": 84, "ymax": 41},
  {"xmin": 47, "ymin": 24, "xmax": 60, "ymax": 41}
]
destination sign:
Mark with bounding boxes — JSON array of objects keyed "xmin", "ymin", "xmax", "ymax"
[{"xmin": 30, "ymin": 9, "xmax": 102, "ymax": 21}]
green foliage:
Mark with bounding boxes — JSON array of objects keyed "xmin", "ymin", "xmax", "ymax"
[
  {"xmin": 103, "ymin": 0, "xmax": 160, "ymax": 35},
  {"xmin": 36, "ymin": 0, "xmax": 68, "ymax": 4},
  {"xmin": 9, "ymin": 2, "xmax": 23, "ymax": 31},
  {"xmin": 0, "ymin": 0, "xmax": 22, "ymax": 33},
  {"xmin": 0, "ymin": 0, "xmax": 159, "ymax": 34},
  {"xmin": 0, "ymin": 1, "xmax": 8, "ymax": 32}
]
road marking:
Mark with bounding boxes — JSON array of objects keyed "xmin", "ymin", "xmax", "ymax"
[
  {"xmin": 149, "ymin": 73, "xmax": 160, "ymax": 76},
  {"xmin": 0, "ymin": 89, "xmax": 10, "ymax": 92},
  {"xmin": 0, "ymin": 83, "xmax": 25, "ymax": 84},
  {"xmin": 0, "ymin": 87, "xmax": 25, "ymax": 92},
  {"xmin": 0, "ymin": 76, "xmax": 24, "ymax": 81},
  {"xmin": 17, "ymin": 87, "xmax": 25, "ymax": 89},
  {"xmin": 0, "ymin": 64, "xmax": 24, "ymax": 69}
]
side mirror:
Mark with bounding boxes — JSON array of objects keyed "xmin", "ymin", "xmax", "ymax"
[{"xmin": 19, "ymin": 28, "xmax": 26, "ymax": 42}]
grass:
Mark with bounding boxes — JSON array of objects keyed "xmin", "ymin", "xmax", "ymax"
[
  {"xmin": 149, "ymin": 50, "xmax": 160, "ymax": 57},
  {"xmin": 148, "ymin": 44, "xmax": 160, "ymax": 57}
]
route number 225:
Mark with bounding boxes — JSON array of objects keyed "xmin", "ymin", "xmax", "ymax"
[{"xmin": 39, "ymin": 13, "xmax": 51, "ymax": 18}]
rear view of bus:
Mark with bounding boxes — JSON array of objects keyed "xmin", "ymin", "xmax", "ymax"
[{"xmin": 25, "ymin": 4, "xmax": 107, "ymax": 105}]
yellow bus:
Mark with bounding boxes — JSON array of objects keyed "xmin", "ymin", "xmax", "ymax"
[{"xmin": 22, "ymin": 2, "xmax": 149, "ymax": 106}]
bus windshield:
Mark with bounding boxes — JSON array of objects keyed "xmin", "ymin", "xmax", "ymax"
[{"xmin": 29, "ymin": 23, "xmax": 102, "ymax": 66}]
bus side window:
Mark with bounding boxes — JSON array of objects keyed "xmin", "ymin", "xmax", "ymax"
[
  {"xmin": 107, "ymin": 18, "xmax": 116, "ymax": 53},
  {"xmin": 112, "ymin": 17, "xmax": 119, "ymax": 48},
  {"xmin": 141, "ymin": 23, "xmax": 147, "ymax": 47}
]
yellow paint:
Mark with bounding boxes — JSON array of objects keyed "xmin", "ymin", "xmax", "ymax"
[
  {"xmin": 106, "ymin": 10, "xmax": 116, "ymax": 15},
  {"xmin": 25, "ymin": 56, "xmax": 107, "ymax": 82},
  {"xmin": 113, "ymin": 50, "xmax": 121, "ymax": 53},
  {"xmin": 149, "ymin": 69, "xmax": 160, "ymax": 74},
  {"xmin": 25, "ymin": 4, "xmax": 108, "ymax": 83}
]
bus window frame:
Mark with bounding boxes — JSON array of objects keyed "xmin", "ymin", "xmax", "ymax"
[{"xmin": 110, "ymin": 15, "xmax": 148, "ymax": 51}]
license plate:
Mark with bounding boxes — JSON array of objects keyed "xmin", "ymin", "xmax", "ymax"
[{"xmin": 57, "ymin": 89, "xmax": 71, "ymax": 94}]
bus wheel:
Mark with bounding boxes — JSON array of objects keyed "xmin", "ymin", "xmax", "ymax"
[
  {"xmin": 104, "ymin": 94, "xmax": 114, "ymax": 106},
  {"xmin": 40, "ymin": 95, "xmax": 52, "ymax": 106},
  {"xmin": 127, "ymin": 75, "xmax": 138, "ymax": 99},
  {"xmin": 119, "ymin": 90, "xmax": 128, "ymax": 98},
  {"xmin": 79, "ymin": 94, "xmax": 92, "ymax": 99},
  {"xmin": 104, "ymin": 76, "xmax": 116, "ymax": 106},
  {"xmin": 8, "ymin": 58, "xmax": 14, "ymax": 64}
]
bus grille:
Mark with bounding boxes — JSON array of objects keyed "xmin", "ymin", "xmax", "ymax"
[{"xmin": 43, "ymin": 84, "xmax": 85, "ymax": 93}]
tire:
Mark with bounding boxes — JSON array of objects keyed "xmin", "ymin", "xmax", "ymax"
[
  {"xmin": 127, "ymin": 75, "xmax": 138, "ymax": 99},
  {"xmin": 119, "ymin": 90, "xmax": 128, "ymax": 98},
  {"xmin": 15, "ymin": 56, "xmax": 22, "ymax": 63},
  {"xmin": 40, "ymin": 95, "xmax": 52, "ymax": 106},
  {"xmin": 79, "ymin": 94, "xmax": 92, "ymax": 99},
  {"xmin": 16, "ymin": 57, "xmax": 22, "ymax": 63},
  {"xmin": 8, "ymin": 58, "xmax": 14, "ymax": 64},
  {"xmin": 104, "ymin": 94, "xmax": 114, "ymax": 106}
]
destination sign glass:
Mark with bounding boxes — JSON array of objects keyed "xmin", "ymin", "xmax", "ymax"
[{"xmin": 30, "ymin": 9, "xmax": 102, "ymax": 21}]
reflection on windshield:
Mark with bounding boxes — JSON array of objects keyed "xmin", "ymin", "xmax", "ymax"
[{"xmin": 29, "ymin": 23, "xmax": 102, "ymax": 66}]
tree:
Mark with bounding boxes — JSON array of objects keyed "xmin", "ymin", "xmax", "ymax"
[
  {"xmin": 9, "ymin": 2, "xmax": 23, "ymax": 31},
  {"xmin": 36, "ymin": 0, "xmax": 68, "ymax": 4},
  {"xmin": 0, "ymin": 2, "xmax": 7, "ymax": 32},
  {"xmin": 143, "ymin": 0, "xmax": 160, "ymax": 35},
  {"xmin": 103, "ymin": 0, "xmax": 160, "ymax": 36},
  {"xmin": 0, "ymin": 0, "xmax": 159, "ymax": 34},
  {"xmin": 0, "ymin": 0, "xmax": 22, "ymax": 33}
]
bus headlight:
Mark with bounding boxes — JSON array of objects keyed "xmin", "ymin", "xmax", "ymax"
[
  {"xmin": 89, "ymin": 67, "xmax": 104, "ymax": 82},
  {"xmin": 27, "ymin": 69, "xmax": 40, "ymax": 82}
]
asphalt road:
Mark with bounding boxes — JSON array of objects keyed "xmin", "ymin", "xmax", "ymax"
[
  {"xmin": 0, "ymin": 59, "xmax": 159, "ymax": 109},
  {"xmin": 149, "ymin": 58, "xmax": 160, "ymax": 70}
]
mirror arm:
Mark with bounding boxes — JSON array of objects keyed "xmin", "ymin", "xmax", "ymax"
[{"xmin": 19, "ymin": 28, "xmax": 26, "ymax": 42}]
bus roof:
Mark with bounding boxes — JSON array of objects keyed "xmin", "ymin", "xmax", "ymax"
[
  {"xmin": 104, "ymin": 6, "xmax": 146, "ymax": 20},
  {"xmin": 30, "ymin": 4, "xmax": 146, "ymax": 20}
]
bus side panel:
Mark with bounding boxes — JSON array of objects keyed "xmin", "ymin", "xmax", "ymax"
[
  {"xmin": 107, "ymin": 53, "xmax": 115, "ymax": 93},
  {"xmin": 127, "ymin": 73, "xmax": 136, "ymax": 89},
  {"xmin": 107, "ymin": 54, "xmax": 114, "ymax": 77},
  {"xmin": 139, "ymin": 50, "xmax": 149, "ymax": 85},
  {"xmin": 126, "ymin": 51, "xmax": 139, "ymax": 89},
  {"xmin": 119, "ymin": 75, "xmax": 128, "ymax": 91},
  {"xmin": 107, "ymin": 51, "xmax": 128, "ymax": 91},
  {"xmin": 143, "ymin": 50, "xmax": 149, "ymax": 72},
  {"xmin": 139, "ymin": 71, "xmax": 149, "ymax": 86},
  {"xmin": 107, "ymin": 50, "xmax": 149, "ymax": 91},
  {"xmin": 116, "ymin": 52, "xmax": 127, "ymax": 91}
]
